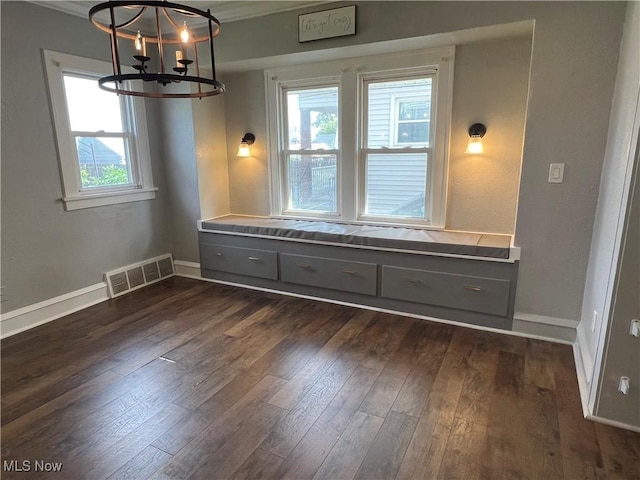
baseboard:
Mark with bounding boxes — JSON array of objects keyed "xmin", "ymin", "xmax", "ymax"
[
  {"xmin": 585, "ymin": 414, "xmax": 640, "ymax": 434},
  {"xmin": 574, "ymin": 326, "xmax": 596, "ymax": 414},
  {"xmin": 173, "ymin": 260, "xmax": 201, "ymax": 279},
  {"xmin": 512, "ymin": 312, "xmax": 578, "ymax": 344},
  {"xmin": 0, "ymin": 283, "xmax": 109, "ymax": 339}
]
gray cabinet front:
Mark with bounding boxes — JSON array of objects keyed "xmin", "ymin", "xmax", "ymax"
[
  {"xmin": 201, "ymin": 243, "xmax": 278, "ymax": 280},
  {"xmin": 381, "ymin": 265, "xmax": 511, "ymax": 316},
  {"xmin": 280, "ymin": 253, "xmax": 377, "ymax": 296},
  {"xmin": 198, "ymin": 230, "xmax": 517, "ymax": 330}
]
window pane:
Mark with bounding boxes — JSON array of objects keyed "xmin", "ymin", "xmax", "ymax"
[
  {"xmin": 365, "ymin": 152, "xmax": 427, "ymax": 218},
  {"xmin": 76, "ymin": 136, "xmax": 133, "ymax": 188},
  {"xmin": 399, "ymin": 101, "xmax": 429, "ymax": 120},
  {"xmin": 287, "ymin": 154, "xmax": 337, "ymax": 213},
  {"xmin": 397, "ymin": 122, "xmax": 429, "ymax": 144},
  {"xmin": 367, "ymin": 77, "xmax": 432, "ymax": 148},
  {"xmin": 286, "ymin": 87, "xmax": 338, "ymax": 150},
  {"xmin": 64, "ymin": 75, "xmax": 124, "ymax": 132}
]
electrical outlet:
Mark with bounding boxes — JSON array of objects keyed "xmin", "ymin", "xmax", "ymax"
[
  {"xmin": 592, "ymin": 310, "xmax": 598, "ymax": 332},
  {"xmin": 630, "ymin": 319, "xmax": 640, "ymax": 338},
  {"xmin": 618, "ymin": 376, "xmax": 630, "ymax": 395}
]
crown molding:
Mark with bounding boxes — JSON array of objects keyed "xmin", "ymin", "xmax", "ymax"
[{"xmin": 29, "ymin": 1, "xmax": 330, "ymax": 24}]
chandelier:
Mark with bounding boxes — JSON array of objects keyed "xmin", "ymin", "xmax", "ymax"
[{"xmin": 89, "ymin": 1, "xmax": 225, "ymax": 98}]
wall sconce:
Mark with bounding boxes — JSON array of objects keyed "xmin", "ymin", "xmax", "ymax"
[
  {"xmin": 465, "ymin": 123, "xmax": 487, "ymax": 154},
  {"xmin": 237, "ymin": 133, "xmax": 255, "ymax": 157}
]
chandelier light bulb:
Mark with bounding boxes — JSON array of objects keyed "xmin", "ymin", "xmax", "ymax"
[
  {"xmin": 180, "ymin": 21, "xmax": 190, "ymax": 43},
  {"xmin": 134, "ymin": 30, "xmax": 146, "ymax": 57}
]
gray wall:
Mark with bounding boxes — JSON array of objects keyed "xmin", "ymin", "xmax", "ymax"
[
  {"xmin": 448, "ymin": 36, "xmax": 531, "ymax": 234},
  {"xmin": 216, "ymin": 1, "xmax": 625, "ymax": 323},
  {"xmin": 193, "ymin": 93, "xmax": 230, "ymax": 222},
  {"xmin": 158, "ymin": 90, "xmax": 202, "ymax": 263},
  {"xmin": 223, "ymin": 71, "xmax": 271, "ymax": 216},
  {"xmin": 0, "ymin": 2, "xmax": 171, "ymax": 313},
  {"xmin": 158, "ymin": 83, "xmax": 231, "ymax": 264},
  {"xmin": 581, "ymin": 0, "xmax": 640, "ymax": 425}
]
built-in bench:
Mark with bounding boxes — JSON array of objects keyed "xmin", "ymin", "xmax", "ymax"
[
  {"xmin": 198, "ymin": 215, "xmax": 519, "ymax": 330},
  {"xmin": 200, "ymin": 215, "xmax": 514, "ymax": 259}
]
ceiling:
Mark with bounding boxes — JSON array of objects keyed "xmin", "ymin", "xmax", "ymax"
[{"xmin": 31, "ymin": 1, "xmax": 331, "ymax": 24}]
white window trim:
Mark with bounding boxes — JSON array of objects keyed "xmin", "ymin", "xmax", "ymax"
[
  {"xmin": 43, "ymin": 50, "xmax": 156, "ymax": 211},
  {"xmin": 265, "ymin": 46, "xmax": 454, "ymax": 228}
]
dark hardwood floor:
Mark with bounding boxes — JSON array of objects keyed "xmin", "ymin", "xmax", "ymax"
[{"xmin": 2, "ymin": 277, "xmax": 639, "ymax": 479}]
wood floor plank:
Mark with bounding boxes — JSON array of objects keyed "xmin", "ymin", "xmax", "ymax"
[
  {"xmin": 312, "ymin": 411, "xmax": 384, "ymax": 480},
  {"xmin": 452, "ymin": 331, "xmax": 501, "ymax": 426},
  {"xmin": 522, "ymin": 385, "xmax": 564, "ymax": 480},
  {"xmin": 395, "ymin": 327, "xmax": 477, "ymax": 480},
  {"xmin": 524, "ymin": 338, "xmax": 556, "ymax": 390},
  {"xmin": 553, "ymin": 344, "xmax": 605, "ymax": 479},
  {"xmin": 479, "ymin": 351, "xmax": 529, "ymax": 479},
  {"xmin": 105, "ymin": 445, "xmax": 172, "ymax": 480},
  {"xmin": 436, "ymin": 417, "xmax": 487, "ymax": 480},
  {"xmin": 354, "ymin": 411, "xmax": 418, "ymax": 480},
  {"xmin": 593, "ymin": 421, "xmax": 640, "ymax": 480},
  {"xmin": 392, "ymin": 323, "xmax": 453, "ymax": 417},
  {"xmin": 154, "ymin": 375, "xmax": 287, "ymax": 480},
  {"xmin": 189, "ymin": 402, "xmax": 287, "ymax": 480},
  {"xmin": 1, "ymin": 368, "xmax": 123, "ymax": 442},
  {"xmin": 271, "ymin": 424, "xmax": 340, "ymax": 480},
  {"xmin": 313, "ymin": 364, "xmax": 380, "ymax": 438},
  {"xmin": 260, "ymin": 355, "xmax": 361, "ymax": 458},
  {"xmin": 3, "ymin": 357, "xmax": 181, "ymax": 456},
  {"xmin": 2, "ymin": 279, "xmax": 638, "ymax": 480},
  {"xmin": 228, "ymin": 448, "xmax": 284, "ymax": 480},
  {"xmin": 267, "ymin": 309, "xmax": 373, "ymax": 410},
  {"xmin": 64, "ymin": 403, "xmax": 191, "ymax": 479}
]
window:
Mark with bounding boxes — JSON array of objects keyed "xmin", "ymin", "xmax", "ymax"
[
  {"xmin": 44, "ymin": 51, "xmax": 155, "ymax": 210},
  {"xmin": 266, "ymin": 47, "xmax": 453, "ymax": 227},
  {"xmin": 283, "ymin": 85, "xmax": 339, "ymax": 214}
]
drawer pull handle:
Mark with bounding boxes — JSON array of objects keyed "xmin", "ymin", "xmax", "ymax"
[
  {"xmin": 215, "ymin": 252, "xmax": 223, "ymax": 257},
  {"xmin": 297, "ymin": 263, "xmax": 313, "ymax": 270},
  {"xmin": 248, "ymin": 256, "xmax": 262, "ymax": 262},
  {"xmin": 464, "ymin": 285, "xmax": 482, "ymax": 292},
  {"xmin": 404, "ymin": 278, "xmax": 422, "ymax": 285},
  {"xmin": 341, "ymin": 269, "xmax": 357, "ymax": 275}
]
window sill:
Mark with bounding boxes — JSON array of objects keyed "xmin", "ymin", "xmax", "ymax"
[{"xmin": 62, "ymin": 187, "xmax": 157, "ymax": 211}]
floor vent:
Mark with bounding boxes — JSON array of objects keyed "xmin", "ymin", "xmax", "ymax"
[{"xmin": 105, "ymin": 254, "xmax": 175, "ymax": 298}]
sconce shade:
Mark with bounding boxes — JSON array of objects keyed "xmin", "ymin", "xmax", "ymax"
[
  {"xmin": 465, "ymin": 123, "xmax": 486, "ymax": 154},
  {"xmin": 237, "ymin": 133, "xmax": 255, "ymax": 157}
]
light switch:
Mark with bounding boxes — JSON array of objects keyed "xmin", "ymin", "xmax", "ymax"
[{"xmin": 548, "ymin": 163, "xmax": 565, "ymax": 183}]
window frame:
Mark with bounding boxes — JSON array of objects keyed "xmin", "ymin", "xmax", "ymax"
[
  {"xmin": 280, "ymin": 81, "xmax": 342, "ymax": 217},
  {"xmin": 43, "ymin": 50, "xmax": 156, "ymax": 211},
  {"xmin": 266, "ymin": 46, "xmax": 454, "ymax": 228}
]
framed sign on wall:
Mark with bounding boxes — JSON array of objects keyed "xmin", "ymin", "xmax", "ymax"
[{"xmin": 298, "ymin": 5, "xmax": 356, "ymax": 43}]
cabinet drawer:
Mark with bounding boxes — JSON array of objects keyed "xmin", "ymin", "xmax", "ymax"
[
  {"xmin": 280, "ymin": 254, "xmax": 377, "ymax": 296},
  {"xmin": 201, "ymin": 243, "xmax": 278, "ymax": 280},
  {"xmin": 381, "ymin": 266, "xmax": 511, "ymax": 316}
]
